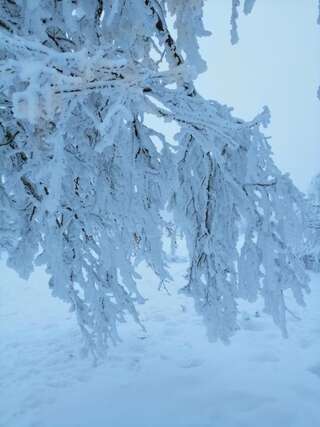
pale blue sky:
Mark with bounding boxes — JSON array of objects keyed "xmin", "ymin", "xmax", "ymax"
[{"xmin": 197, "ymin": 0, "xmax": 320, "ymax": 192}]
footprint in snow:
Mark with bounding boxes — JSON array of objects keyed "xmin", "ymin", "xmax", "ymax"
[
  {"xmin": 129, "ymin": 356, "xmax": 141, "ymax": 371},
  {"xmin": 129, "ymin": 340, "xmax": 146, "ymax": 354},
  {"xmin": 149, "ymin": 313, "xmax": 167, "ymax": 322},
  {"xmin": 299, "ymin": 337, "xmax": 312, "ymax": 349},
  {"xmin": 239, "ymin": 316, "xmax": 266, "ymax": 332},
  {"xmin": 251, "ymin": 352, "xmax": 280, "ymax": 363},
  {"xmin": 163, "ymin": 327, "xmax": 179, "ymax": 337},
  {"xmin": 308, "ymin": 363, "xmax": 320, "ymax": 378},
  {"xmin": 179, "ymin": 358, "xmax": 203, "ymax": 369}
]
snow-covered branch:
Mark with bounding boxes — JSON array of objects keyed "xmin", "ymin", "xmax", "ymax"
[{"xmin": 0, "ymin": 0, "xmax": 310, "ymax": 354}]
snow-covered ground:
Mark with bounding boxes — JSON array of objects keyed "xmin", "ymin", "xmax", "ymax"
[{"xmin": 1, "ymin": 259, "xmax": 320, "ymax": 427}]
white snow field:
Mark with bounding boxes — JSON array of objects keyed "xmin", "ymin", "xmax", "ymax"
[{"xmin": 1, "ymin": 259, "xmax": 320, "ymax": 427}]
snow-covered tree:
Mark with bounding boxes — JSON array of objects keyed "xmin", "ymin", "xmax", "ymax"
[
  {"xmin": 303, "ymin": 174, "xmax": 320, "ymax": 272},
  {"xmin": 0, "ymin": 0, "xmax": 309, "ymax": 356}
]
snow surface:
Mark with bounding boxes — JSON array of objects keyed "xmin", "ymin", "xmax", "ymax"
[{"xmin": 1, "ymin": 259, "xmax": 320, "ymax": 427}]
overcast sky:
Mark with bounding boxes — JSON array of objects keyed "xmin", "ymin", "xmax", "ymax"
[{"xmin": 197, "ymin": 0, "xmax": 320, "ymax": 192}]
